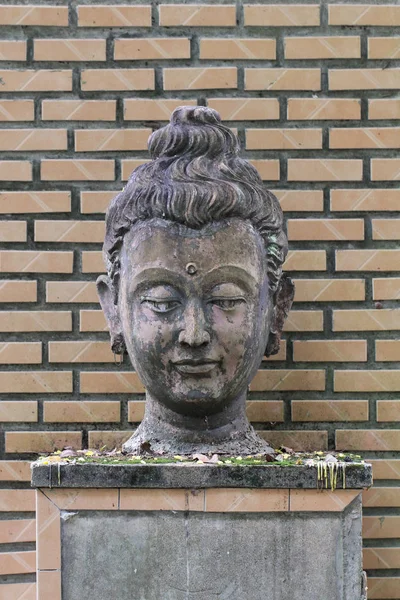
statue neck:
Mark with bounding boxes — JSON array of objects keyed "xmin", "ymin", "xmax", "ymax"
[
  {"xmin": 146, "ymin": 391, "xmax": 248, "ymax": 436},
  {"xmin": 122, "ymin": 392, "xmax": 273, "ymax": 457}
]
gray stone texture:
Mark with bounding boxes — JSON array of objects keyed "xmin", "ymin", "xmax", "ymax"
[
  {"xmin": 31, "ymin": 462, "xmax": 372, "ymax": 489},
  {"xmin": 61, "ymin": 495, "xmax": 363, "ymax": 600}
]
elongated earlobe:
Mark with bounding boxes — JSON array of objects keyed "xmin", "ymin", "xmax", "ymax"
[
  {"xmin": 96, "ymin": 275, "xmax": 126, "ymax": 355},
  {"xmin": 265, "ymin": 274, "xmax": 295, "ymax": 357}
]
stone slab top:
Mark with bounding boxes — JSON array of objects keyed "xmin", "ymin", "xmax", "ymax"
[{"xmin": 31, "ymin": 461, "xmax": 372, "ymax": 490}]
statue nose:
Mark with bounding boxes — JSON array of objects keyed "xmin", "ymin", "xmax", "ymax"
[{"xmin": 178, "ymin": 302, "xmax": 211, "ymax": 347}]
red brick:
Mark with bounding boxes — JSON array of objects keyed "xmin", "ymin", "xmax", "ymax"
[
  {"xmin": 44, "ymin": 401, "xmax": 120, "ymax": 423},
  {"xmin": 0, "ymin": 251, "xmax": 72, "ymax": 273},
  {"xmin": 246, "ymin": 128, "xmax": 322, "ymax": 150},
  {"xmin": 285, "ymin": 36, "xmax": 360, "ymax": 59},
  {"xmin": 288, "ymin": 218, "xmax": 364, "ymax": 241},
  {"xmin": 335, "ymin": 370, "xmax": 400, "ymax": 392},
  {"xmin": 331, "ymin": 189, "xmax": 400, "ymax": 212},
  {"xmin": 0, "ymin": 281, "xmax": 37, "ymax": 303},
  {"xmin": 78, "ymin": 5, "xmax": 151, "ymax": 27},
  {"xmin": 294, "ymin": 340, "xmax": 367, "ymax": 362},
  {"xmin": 80, "ymin": 310, "xmax": 107, "ymax": 332},
  {"xmin": 200, "ymin": 38, "xmax": 276, "ymax": 60},
  {"xmin": 369, "ymin": 99, "xmax": 400, "ymax": 120},
  {"xmin": 0, "ymin": 311, "xmax": 71, "ymax": 332},
  {"xmin": 288, "ymin": 159, "xmax": 362, "ymax": 181},
  {"xmin": 261, "ymin": 430, "xmax": 327, "ymax": 452},
  {"xmin": 293, "ymin": 279, "xmax": 365, "ymax": 302},
  {"xmin": 244, "ymin": 5, "xmax": 320, "ymax": 27},
  {"xmin": 81, "ymin": 251, "xmax": 105, "ymax": 273},
  {"xmin": 373, "ymin": 278, "xmax": 400, "ymax": 301},
  {"xmin": 0, "ymin": 5, "xmax": 68, "ymax": 26},
  {"xmin": 164, "ymin": 67, "xmax": 237, "ymax": 91},
  {"xmin": 0, "ymin": 129, "xmax": 66, "ymax": 151},
  {"xmin": 377, "ymin": 401, "xmax": 400, "ymax": 422},
  {"xmin": 124, "ymin": 99, "xmax": 196, "ymax": 121},
  {"xmin": 337, "ymin": 431, "xmax": 400, "ymax": 452},
  {"xmin": 372, "ymin": 158, "xmax": 400, "ymax": 181},
  {"xmin": 372, "ymin": 219, "xmax": 400, "ymax": 240},
  {"xmin": 288, "ymin": 98, "xmax": 360, "ymax": 121},
  {"xmin": 336, "ymin": 249, "xmax": 400, "ymax": 271},
  {"xmin": 292, "ymin": 400, "xmax": 368, "ymax": 422},
  {"xmin": 115, "ymin": 38, "xmax": 190, "ymax": 60},
  {"xmin": 42, "ymin": 100, "xmax": 116, "ymax": 122},
  {"xmin": 333, "ymin": 309, "xmax": 400, "ymax": 332},
  {"xmin": 0, "ymin": 191, "xmax": 70, "ymax": 213},
  {"xmin": 75, "ymin": 129, "xmax": 150, "ymax": 152},
  {"xmin": 0, "ymin": 402, "xmax": 37, "ymax": 423},
  {"xmin": 46, "ymin": 281, "xmax": 98, "ymax": 303},
  {"xmin": 6, "ymin": 432, "xmax": 82, "ymax": 453},
  {"xmin": 376, "ymin": 341, "xmax": 400, "ymax": 363},
  {"xmin": 41, "ymin": 159, "xmax": 115, "ymax": 181},
  {"xmin": 369, "ymin": 37, "xmax": 400, "ymax": 60},
  {"xmin": 159, "ymin": 4, "xmax": 236, "ymax": 27},
  {"xmin": 329, "ymin": 69, "xmax": 400, "ymax": 91},
  {"xmin": 0, "ymin": 489, "xmax": 35, "ymax": 511},
  {"xmin": 329, "ymin": 4, "xmax": 400, "ymax": 26},
  {"xmin": 274, "ymin": 190, "xmax": 323, "ymax": 212},
  {"xmin": 80, "ymin": 371, "xmax": 145, "ymax": 393},
  {"xmin": 81, "ymin": 69, "xmax": 154, "ymax": 91},
  {"xmin": 207, "ymin": 98, "xmax": 279, "ymax": 121},
  {"xmin": 250, "ymin": 369, "xmax": 325, "ymax": 391},
  {"xmin": 284, "ymin": 250, "xmax": 326, "ymax": 271},
  {"xmin": 244, "ymin": 159, "xmax": 278, "ymax": 182},
  {"xmin": 330, "ymin": 127, "xmax": 400, "ymax": 149},
  {"xmin": 35, "ymin": 221, "xmax": 105, "ymax": 243},
  {"xmin": 0, "ymin": 221, "xmax": 26, "ymax": 242},
  {"xmin": 34, "ymin": 39, "xmax": 106, "ymax": 61},
  {"xmin": 0, "ymin": 70, "xmax": 72, "ymax": 92},
  {"xmin": 0, "ymin": 519, "xmax": 35, "ymax": 543},
  {"xmin": 0, "ymin": 100, "xmax": 34, "ymax": 121},
  {"xmin": 368, "ymin": 577, "xmax": 400, "ymax": 598},
  {"xmin": 0, "ymin": 342, "xmax": 41, "ymax": 364},
  {"xmin": 246, "ymin": 68, "xmax": 320, "ymax": 91},
  {"xmin": 0, "ymin": 371, "xmax": 72, "ymax": 393},
  {"xmin": 80, "ymin": 191, "xmax": 117, "ymax": 214},
  {"xmin": 0, "ymin": 161, "xmax": 31, "ymax": 181},
  {"xmin": 0, "ymin": 41, "xmax": 26, "ymax": 61},
  {"xmin": 49, "ymin": 341, "xmax": 113, "ymax": 363},
  {"xmin": 284, "ymin": 311, "xmax": 324, "ymax": 332}
]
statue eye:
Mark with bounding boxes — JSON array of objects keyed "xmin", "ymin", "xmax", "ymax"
[
  {"xmin": 142, "ymin": 299, "xmax": 180, "ymax": 313},
  {"xmin": 210, "ymin": 298, "xmax": 245, "ymax": 311}
]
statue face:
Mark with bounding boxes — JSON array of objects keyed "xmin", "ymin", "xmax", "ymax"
[{"xmin": 117, "ymin": 218, "xmax": 272, "ymax": 417}]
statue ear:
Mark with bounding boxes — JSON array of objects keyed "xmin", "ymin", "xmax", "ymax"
[
  {"xmin": 96, "ymin": 275, "xmax": 126, "ymax": 355},
  {"xmin": 265, "ymin": 274, "xmax": 295, "ymax": 357}
]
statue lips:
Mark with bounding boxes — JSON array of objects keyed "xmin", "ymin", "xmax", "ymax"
[{"xmin": 172, "ymin": 359, "xmax": 220, "ymax": 376}]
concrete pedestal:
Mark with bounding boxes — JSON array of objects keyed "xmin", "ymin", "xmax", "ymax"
[{"xmin": 32, "ymin": 463, "xmax": 371, "ymax": 600}]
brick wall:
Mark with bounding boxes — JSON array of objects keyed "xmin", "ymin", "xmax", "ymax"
[{"xmin": 0, "ymin": 0, "xmax": 399, "ymax": 597}]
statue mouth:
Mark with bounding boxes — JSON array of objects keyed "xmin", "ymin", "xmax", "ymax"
[{"xmin": 172, "ymin": 359, "xmax": 219, "ymax": 375}]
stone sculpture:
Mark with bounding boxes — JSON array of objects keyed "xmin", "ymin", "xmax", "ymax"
[{"xmin": 97, "ymin": 106, "xmax": 294, "ymax": 456}]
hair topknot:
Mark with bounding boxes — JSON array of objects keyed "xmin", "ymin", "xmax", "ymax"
[{"xmin": 103, "ymin": 105, "xmax": 288, "ymax": 294}]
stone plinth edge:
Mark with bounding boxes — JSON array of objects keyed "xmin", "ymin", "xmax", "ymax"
[{"xmin": 31, "ymin": 462, "xmax": 372, "ymax": 489}]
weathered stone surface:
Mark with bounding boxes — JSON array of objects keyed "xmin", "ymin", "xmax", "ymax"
[
  {"xmin": 96, "ymin": 106, "xmax": 294, "ymax": 456},
  {"xmin": 31, "ymin": 462, "xmax": 372, "ymax": 489},
  {"xmin": 60, "ymin": 496, "xmax": 363, "ymax": 600}
]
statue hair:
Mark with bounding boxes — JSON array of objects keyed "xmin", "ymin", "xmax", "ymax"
[{"xmin": 103, "ymin": 106, "xmax": 288, "ymax": 297}]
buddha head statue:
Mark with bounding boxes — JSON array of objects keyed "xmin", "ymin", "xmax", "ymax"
[{"xmin": 97, "ymin": 106, "xmax": 294, "ymax": 456}]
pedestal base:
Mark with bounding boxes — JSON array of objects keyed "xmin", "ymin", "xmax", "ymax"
[{"xmin": 35, "ymin": 486, "xmax": 366, "ymax": 600}]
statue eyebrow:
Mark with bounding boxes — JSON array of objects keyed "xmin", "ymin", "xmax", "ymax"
[
  {"xmin": 203, "ymin": 266, "xmax": 258, "ymax": 295},
  {"xmin": 129, "ymin": 268, "xmax": 184, "ymax": 295}
]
